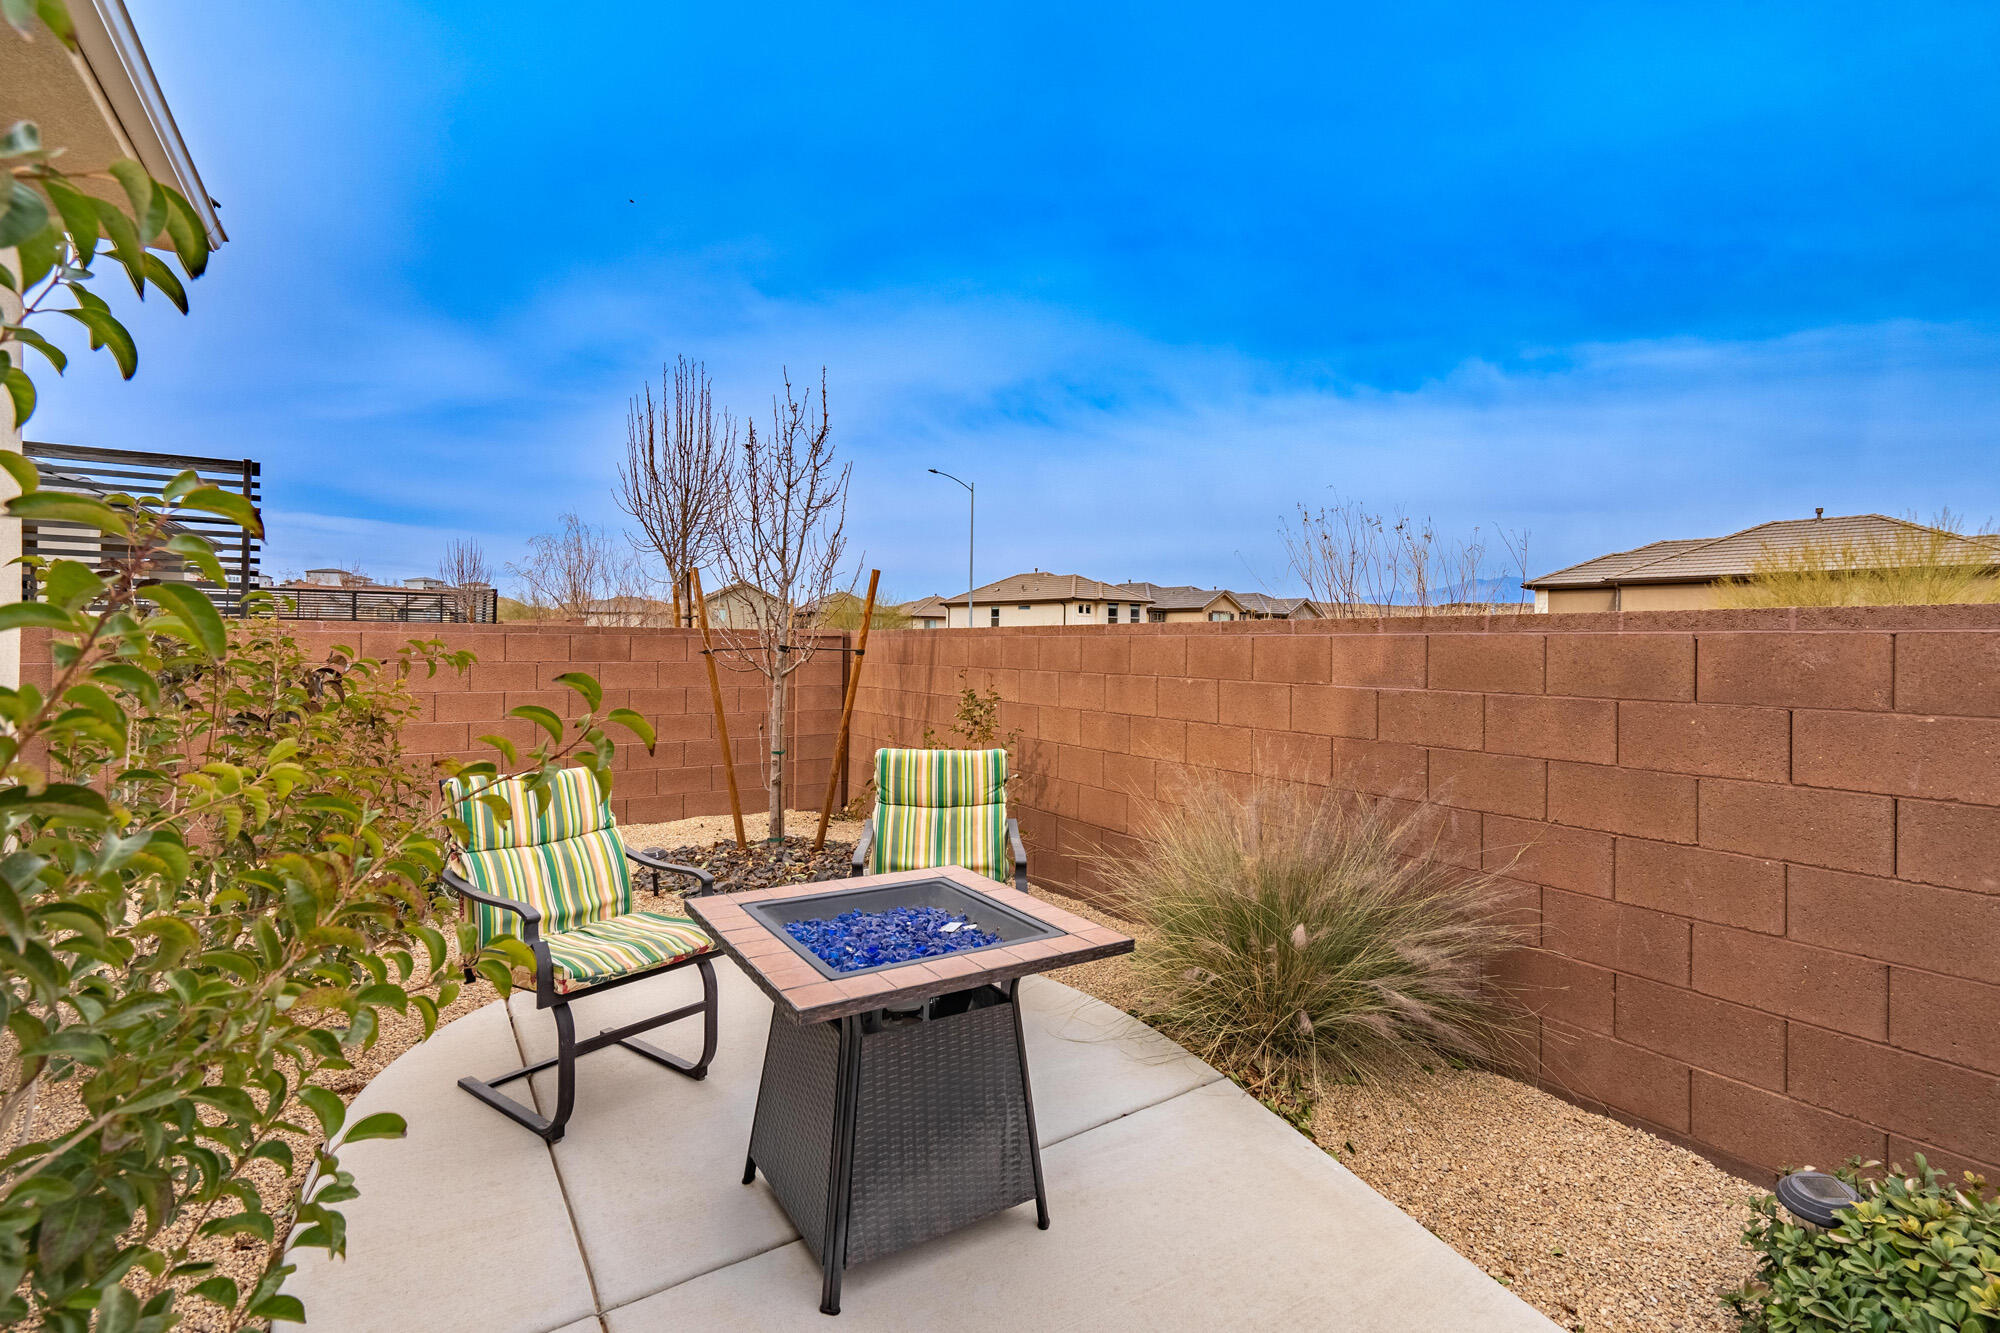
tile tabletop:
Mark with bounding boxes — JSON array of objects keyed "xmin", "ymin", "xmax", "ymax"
[{"xmin": 683, "ymin": 865, "xmax": 1135, "ymax": 1025}]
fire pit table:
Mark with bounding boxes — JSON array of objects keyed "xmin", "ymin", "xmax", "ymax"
[{"xmin": 685, "ymin": 866, "xmax": 1134, "ymax": 1315}]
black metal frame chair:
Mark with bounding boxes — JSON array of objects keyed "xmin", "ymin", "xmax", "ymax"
[
  {"xmin": 440, "ymin": 846, "xmax": 721, "ymax": 1144},
  {"xmin": 850, "ymin": 817, "xmax": 1029, "ymax": 891}
]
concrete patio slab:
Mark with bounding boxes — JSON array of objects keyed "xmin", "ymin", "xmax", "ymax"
[
  {"xmin": 282, "ymin": 959, "xmax": 1558, "ymax": 1332},
  {"xmin": 278, "ymin": 1001, "xmax": 597, "ymax": 1333},
  {"xmin": 609, "ymin": 1079, "xmax": 1556, "ymax": 1332}
]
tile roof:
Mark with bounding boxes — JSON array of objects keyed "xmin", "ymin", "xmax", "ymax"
[
  {"xmin": 900, "ymin": 595, "xmax": 949, "ymax": 617},
  {"xmin": 1528, "ymin": 515, "xmax": 2000, "ymax": 588},
  {"xmin": 1116, "ymin": 582, "xmax": 1236, "ymax": 611},
  {"xmin": 1233, "ymin": 592, "xmax": 1319, "ymax": 616},
  {"xmin": 943, "ymin": 572, "xmax": 1149, "ymax": 604}
]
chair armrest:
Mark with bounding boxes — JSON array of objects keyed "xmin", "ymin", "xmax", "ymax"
[
  {"xmin": 627, "ymin": 846, "xmax": 716, "ymax": 897},
  {"xmin": 441, "ymin": 865, "xmax": 544, "ymax": 943},
  {"xmin": 850, "ymin": 818, "xmax": 874, "ymax": 877},
  {"xmin": 1006, "ymin": 817, "xmax": 1029, "ymax": 892}
]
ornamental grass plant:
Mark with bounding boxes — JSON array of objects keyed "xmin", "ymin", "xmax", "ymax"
[{"xmin": 1106, "ymin": 779, "xmax": 1528, "ymax": 1091}]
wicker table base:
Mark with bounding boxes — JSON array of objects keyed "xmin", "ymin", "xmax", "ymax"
[{"xmin": 743, "ymin": 980, "xmax": 1048, "ymax": 1315}]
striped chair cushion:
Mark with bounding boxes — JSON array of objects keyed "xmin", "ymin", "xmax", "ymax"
[
  {"xmin": 455, "ymin": 827, "xmax": 632, "ymax": 949},
  {"xmin": 869, "ymin": 748, "xmax": 1010, "ymax": 884},
  {"xmin": 544, "ymin": 911, "xmax": 714, "ymax": 993},
  {"xmin": 445, "ymin": 766, "xmax": 615, "ymax": 852}
]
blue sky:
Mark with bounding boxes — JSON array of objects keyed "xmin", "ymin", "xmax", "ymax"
[{"xmin": 31, "ymin": 1, "xmax": 2000, "ymax": 601}]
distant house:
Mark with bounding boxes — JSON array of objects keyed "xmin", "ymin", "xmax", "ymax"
[
  {"xmin": 1526, "ymin": 513, "xmax": 2000, "ymax": 612},
  {"xmin": 702, "ymin": 580, "xmax": 780, "ymax": 630},
  {"xmin": 1233, "ymin": 592, "xmax": 1323, "ymax": 620},
  {"xmin": 940, "ymin": 573, "xmax": 1155, "ymax": 627},
  {"xmin": 901, "ymin": 595, "xmax": 949, "ymax": 629},
  {"xmin": 1115, "ymin": 582, "xmax": 1246, "ymax": 623},
  {"xmin": 582, "ymin": 595, "xmax": 675, "ymax": 627}
]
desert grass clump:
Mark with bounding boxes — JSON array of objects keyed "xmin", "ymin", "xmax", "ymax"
[
  {"xmin": 1108, "ymin": 780, "xmax": 1527, "ymax": 1090},
  {"xmin": 1714, "ymin": 513, "xmax": 2000, "ymax": 608}
]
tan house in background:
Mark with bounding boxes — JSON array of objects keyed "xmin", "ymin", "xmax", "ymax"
[
  {"xmin": 1526, "ymin": 513, "xmax": 2000, "ymax": 611},
  {"xmin": 901, "ymin": 595, "xmax": 949, "ymax": 629},
  {"xmin": 1116, "ymin": 582, "xmax": 1245, "ymax": 622},
  {"xmin": 1234, "ymin": 592, "xmax": 1323, "ymax": 620},
  {"xmin": 702, "ymin": 580, "xmax": 779, "ymax": 629},
  {"xmin": 939, "ymin": 573, "xmax": 1153, "ymax": 627}
]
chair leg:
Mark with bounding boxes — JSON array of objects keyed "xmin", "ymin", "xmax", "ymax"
[
  {"xmin": 457, "ymin": 960, "xmax": 720, "ymax": 1142},
  {"xmin": 456, "ymin": 997, "xmax": 576, "ymax": 1144},
  {"xmin": 618, "ymin": 958, "xmax": 719, "ymax": 1080}
]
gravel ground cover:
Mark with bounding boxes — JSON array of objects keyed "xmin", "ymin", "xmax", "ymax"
[{"xmin": 1025, "ymin": 884, "xmax": 1759, "ymax": 1333}]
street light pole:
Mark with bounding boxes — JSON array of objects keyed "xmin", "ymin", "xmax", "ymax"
[{"xmin": 928, "ymin": 468, "xmax": 976, "ymax": 628}]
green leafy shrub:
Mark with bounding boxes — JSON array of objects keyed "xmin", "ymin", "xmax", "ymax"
[
  {"xmin": 1726, "ymin": 1156, "xmax": 2000, "ymax": 1332},
  {"xmin": 1106, "ymin": 779, "xmax": 1528, "ymax": 1089},
  {"xmin": 0, "ymin": 459, "xmax": 655, "ymax": 1330},
  {"xmin": 921, "ymin": 673, "xmax": 1020, "ymax": 753}
]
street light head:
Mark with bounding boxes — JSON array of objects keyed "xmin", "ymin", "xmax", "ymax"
[{"xmin": 927, "ymin": 468, "xmax": 940, "ymax": 475}]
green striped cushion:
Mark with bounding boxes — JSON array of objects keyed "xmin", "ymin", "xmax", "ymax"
[
  {"xmin": 545, "ymin": 911, "xmax": 713, "ymax": 993},
  {"xmin": 875, "ymin": 747, "xmax": 1007, "ymax": 807},
  {"xmin": 445, "ymin": 766, "xmax": 614, "ymax": 851},
  {"xmin": 869, "ymin": 748, "xmax": 1010, "ymax": 884},
  {"xmin": 455, "ymin": 827, "xmax": 632, "ymax": 949}
]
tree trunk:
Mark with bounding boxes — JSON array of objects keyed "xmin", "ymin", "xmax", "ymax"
[
  {"xmin": 670, "ymin": 575, "xmax": 684, "ymax": 630},
  {"xmin": 767, "ymin": 667, "xmax": 787, "ymax": 841}
]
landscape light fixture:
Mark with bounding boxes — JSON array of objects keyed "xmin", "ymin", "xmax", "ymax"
[
  {"xmin": 929, "ymin": 468, "xmax": 976, "ymax": 628},
  {"xmin": 1774, "ymin": 1170, "xmax": 1862, "ymax": 1228}
]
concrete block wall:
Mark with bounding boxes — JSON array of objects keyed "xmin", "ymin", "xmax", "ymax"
[
  {"xmin": 846, "ymin": 607, "xmax": 2000, "ymax": 1182},
  {"xmin": 20, "ymin": 623, "xmax": 847, "ymax": 828}
]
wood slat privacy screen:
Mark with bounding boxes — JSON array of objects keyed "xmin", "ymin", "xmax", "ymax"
[{"xmin": 21, "ymin": 440, "xmax": 261, "ymax": 614}]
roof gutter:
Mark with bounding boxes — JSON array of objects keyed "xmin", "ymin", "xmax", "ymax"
[{"xmin": 69, "ymin": 0, "xmax": 225, "ymax": 245}]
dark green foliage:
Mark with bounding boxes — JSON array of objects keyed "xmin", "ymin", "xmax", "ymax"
[{"xmin": 1726, "ymin": 1156, "xmax": 2000, "ymax": 1332}]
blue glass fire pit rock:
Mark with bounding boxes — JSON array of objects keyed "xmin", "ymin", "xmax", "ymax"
[{"xmin": 784, "ymin": 905, "xmax": 1003, "ymax": 973}]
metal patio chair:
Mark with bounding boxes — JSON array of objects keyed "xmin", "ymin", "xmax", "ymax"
[
  {"xmin": 441, "ymin": 766, "xmax": 720, "ymax": 1143},
  {"xmin": 851, "ymin": 747, "xmax": 1029, "ymax": 890}
]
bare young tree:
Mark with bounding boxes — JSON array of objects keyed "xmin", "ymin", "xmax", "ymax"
[
  {"xmin": 616, "ymin": 357, "xmax": 732, "ymax": 627},
  {"xmin": 438, "ymin": 536, "xmax": 494, "ymax": 622},
  {"xmin": 710, "ymin": 369, "xmax": 853, "ymax": 841},
  {"xmin": 1284, "ymin": 496, "xmax": 1503, "ymax": 615},
  {"xmin": 508, "ymin": 512, "xmax": 625, "ymax": 622}
]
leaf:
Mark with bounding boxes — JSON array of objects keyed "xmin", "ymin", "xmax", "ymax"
[
  {"xmin": 92, "ymin": 196, "xmax": 146, "ymax": 296},
  {"xmin": 0, "ymin": 179, "xmax": 48, "ymax": 248},
  {"xmin": 28, "ymin": 0, "xmax": 73, "ymax": 47},
  {"xmin": 295, "ymin": 1085, "xmax": 345, "ymax": 1138},
  {"xmin": 189, "ymin": 1275, "xmax": 239, "ymax": 1309},
  {"xmin": 163, "ymin": 532, "xmax": 228, "ymax": 586},
  {"xmin": 138, "ymin": 582, "xmax": 227, "ymax": 656},
  {"xmin": 553, "ymin": 670, "xmax": 602, "ymax": 711},
  {"xmin": 174, "ymin": 483, "xmax": 260, "ymax": 536},
  {"xmin": 0, "ymin": 782, "xmax": 110, "ymax": 817},
  {"xmin": 39, "ymin": 175, "xmax": 97, "ymax": 266},
  {"xmin": 42, "ymin": 558, "xmax": 105, "ymax": 610},
  {"xmin": 52, "ymin": 304, "xmax": 137, "ymax": 378},
  {"xmin": 3, "ymin": 324, "xmax": 66, "ymax": 373},
  {"xmin": 157, "ymin": 182, "xmax": 209, "ymax": 277},
  {"xmin": 507, "ymin": 703, "xmax": 563, "ymax": 745},
  {"xmin": 0, "ymin": 448, "xmax": 36, "ymax": 493},
  {"xmin": 337, "ymin": 1111, "xmax": 407, "ymax": 1145},
  {"xmin": 1, "ymin": 361, "xmax": 32, "ymax": 427},
  {"xmin": 607, "ymin": 707, "xmax": 657, "ymax": 754},
  {"xmin": 8, "ymin": 488, "xmax": 127, "ymax": 534},
  {"xmin": 0, "ymin": 601, "xmax": 76, "ymax": 631},
  {"xmin": 250, "ymin": 1294, "xmax": 306, "ymax": 1323},
  {"xmin": 95, "ymin": 1280, "xmax": 139, "ymax": 1333},
  {"xmin": 140, "ymin": 251, "xmax": 188, "ymax": 313},
  {"xmin": 89, "ymin": 660, "xmax": 159, "ymax": 705},
  {"xmin": 476, "ymin": 733, "xmax": 518, "ymax": 767},
  {"xmin": 107, "ymin": 159, "xmax": 165, "ymax": 242}
]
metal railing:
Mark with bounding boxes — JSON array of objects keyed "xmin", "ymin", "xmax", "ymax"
[{"xmin": 268, "ymin": 585, "xmax": 498, "ymax": 623}]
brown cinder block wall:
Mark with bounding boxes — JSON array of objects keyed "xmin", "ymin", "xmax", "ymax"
[
  {"xmin": 844, "ymin": 607, "xmax": 2000, "ymax": 1183},
  {"xmin": 18, "ymin": 623, "xmax": 846, "ymax": 828}
]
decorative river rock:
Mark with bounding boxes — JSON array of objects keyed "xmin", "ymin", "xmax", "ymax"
[{"xmin": 783, "ymin": 905, "xmax": 1003, "ymax": 973}]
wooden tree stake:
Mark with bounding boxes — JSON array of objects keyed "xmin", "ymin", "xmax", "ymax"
[
  {"xmin": 691, "ymin": 570, "xmax": 747, "ymax": 849},
  {"xmin": 815, "ymin": 568, "xmax": 880, "ymax": 850}
]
